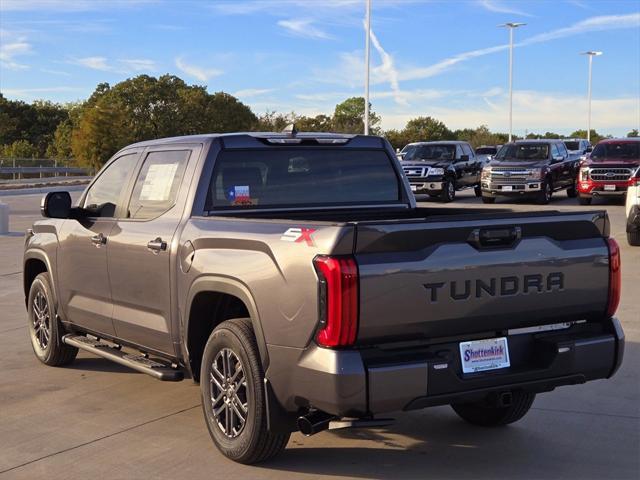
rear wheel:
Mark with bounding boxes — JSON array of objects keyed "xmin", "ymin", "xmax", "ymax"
[
  {"xmin": 628, "ymin": 231, "xmax": 640, "ymax": 246},
  {"xmin": 201, "ymin": 318, "xmax": 290, "ymax": 464},
  {"xmin": 451, "ymin": 391, "xmax": 536, "ymax": 427},
  {"xmin": 474, "ymin": 185, "xmax": 482, "ymax": 197},
  {"xmin": 578, "ymin": 195, "xmax": 592, "ymax": 205},
  {"xmin": 440, "ymin": 178, "xmax": 456, "ymax": 203},
  {"xmin": 28, "ymin": 273, "xmax": 78, "ymax": 366},
  {"xmin": 481, "ymin": 195, "xmax": 496, "ymax": 204}
]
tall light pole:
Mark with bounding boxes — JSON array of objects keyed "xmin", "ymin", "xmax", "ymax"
[
  {"xmin": 581, "ymin": 51, "xmax": 602, "ymax": 142},
  {"xmin": 364, "ymin": 0, "xmax": 371, "ymax": 135},
  {"xmin": 499, "ymin": 22, "xmax": 525, "ymax": 142}
]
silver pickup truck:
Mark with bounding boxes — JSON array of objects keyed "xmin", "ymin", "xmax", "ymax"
[{"xmin": 25, "ymin": 131, "xmax": 624, "ymax": 464}]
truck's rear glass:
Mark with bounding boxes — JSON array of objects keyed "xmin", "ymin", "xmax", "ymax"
[{"xmin": 206, "ymin": 149, "xmax": 400, "ymax": 210}]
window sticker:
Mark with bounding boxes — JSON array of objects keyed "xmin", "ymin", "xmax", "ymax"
[{"xmin": 139, "ymin": 163, "xmax": 179, "ymax": 201}]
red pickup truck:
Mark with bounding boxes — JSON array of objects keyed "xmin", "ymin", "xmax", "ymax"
[{"xmin": 578, "ymin": 138, "xmax": 640, "ymax": 205}]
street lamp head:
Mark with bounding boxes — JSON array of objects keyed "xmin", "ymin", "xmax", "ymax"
[
  {"xmin": 499, "ymin": 22, "xmax": 526, "ymax": 28},
  {"xmin": 581, "ymin": 51, "xmax": 603, "ymax": 56}
]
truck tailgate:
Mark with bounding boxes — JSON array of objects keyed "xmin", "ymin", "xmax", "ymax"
[{"xmin": 354, "ymin": 211, "xmax": 610, "ymax": 343}]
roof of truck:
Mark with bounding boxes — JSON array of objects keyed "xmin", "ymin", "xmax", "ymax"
[{"xmin": 128, "ymin": 131, "xmax": 359, "ymax": 148}]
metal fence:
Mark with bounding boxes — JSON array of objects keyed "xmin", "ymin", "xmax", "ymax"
[{"xmin": 0, "ymin": 158, "xmax": 90, "ymax": 181}]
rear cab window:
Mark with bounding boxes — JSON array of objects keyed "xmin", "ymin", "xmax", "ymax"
[{"xmin": 206, "ymin": 148, "xmax": 401, "ymax": 210}]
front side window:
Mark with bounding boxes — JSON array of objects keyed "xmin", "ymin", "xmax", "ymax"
[
  {"xmin": 495, "ymin": 144, "xmax": 549, "ymax": 161},
  {"xmin": 84, "ymin": 153, "xmax": 137, "ymax": 217},
  {"xmin": 462, "ymin": 144, "xmax": 474, "ymax": 157},
  {"xmin": 207, "ymin": 148, "xmax": 400, "ymax": 210},
  {"xmin": 127, "ymin": 150, "xmax": 190, "ymax": 219}
]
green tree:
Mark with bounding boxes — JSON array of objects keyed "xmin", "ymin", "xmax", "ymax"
[
  {"xmin": 0, "ymin": 139, "xmax": 39, "ymax": 158},
  {"xmin": 570, "ymin": 129, "xmax": 607, "ymax": 144},
  {"xmin": 402, "ymin": 116, "xmax": 454, "ymax": 143},
  {"xmin": 332, "ymin": 97, "xmax": 381, "ymax": 134},
  {"xmin": 295, "ymin": 114, "xmax": 333, "ymax": 132},
  {"xmin": 255, "ymin": 111, "xmax": 295, "ymax": 132},
  {"xmin": 627, "ymin": 129, "xmax": 639, "ymax": 138}
]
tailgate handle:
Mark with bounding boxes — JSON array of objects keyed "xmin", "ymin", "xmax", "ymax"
[{"xmin": 468, "ymin": 226, "xmax": 522, "ymax": 249}]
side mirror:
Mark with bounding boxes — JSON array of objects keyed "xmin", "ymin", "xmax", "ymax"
[
  {"xmin": 586, "ymin": 146, "xmax": 593, "ymax": 153},
  {"xmin": 460, "ymin": 154, "xmax": 470, "ymax": 161},
  {"xmin": 41, "ymin": 191, "xmax": 71, "ymax": 219},
  {"xmin": 396, "ymin": 148, "xmax": 401, "ymax": 153}
]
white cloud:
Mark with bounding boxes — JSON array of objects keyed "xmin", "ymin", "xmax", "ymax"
[
  {"xmin": 118, "ymin": 58, "xmax": 156, "ymax": 72},
  {"xmin": 1, "ymin": 86, "xmax": 88, "ymax": 100},
  {"xmin": 41, "ymin": 68, "xmax": 71, "ymax": 76},
  {"xmin": 233, "ymin": 88, "xmax": 274, "ymax": 98},
  {"xmin": 521, "ymin": 13, "xmax": 640, "ymax": 45},
  {"xmin": 277, "ymin": 19, "xmax": 333, "ymax": 40},
  {"xmin": 476, "ymin": 0, "xmax": 533, "ymax": 17},
  {"xmin": 70, "ymin": 56, "xmax": 111, "ymax": 71},
  {"xmin": 175, "ymin": 57, "xmax": 223, "ymax": 83},
  {"xmin": 369, "ymin": 27, "xmax": 405, "ymax": 105},
  {"xmin": 0, "ymin": 31, "xmax": 32, "ymax": 70}
]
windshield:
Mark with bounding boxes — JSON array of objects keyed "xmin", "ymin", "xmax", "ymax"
[
  {"xmin": 207, "ymin": 148, "xmax": 401, "ymax": 210},
  {"xmin": 590, "ymin": 142, "xmax": 640, "ymax": 162},
  {"xmin": 495, "ymin": 144, "xmax": 549, "ymax": 161},
  {"xmin": 403, "ymin": 144, "xmax": 455, "ymax": 161},
  {"xmin": 564, "ymin": 141, "xmax": 581, "ymax": 151},
  {"xmin": 476, "ymin": 147, "xmax": 497, "ymax": 155}
]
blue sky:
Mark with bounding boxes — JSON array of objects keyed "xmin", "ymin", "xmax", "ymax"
[{"xmin": 1, "ymin": 0, "xmax": 639, "ymax": 136}]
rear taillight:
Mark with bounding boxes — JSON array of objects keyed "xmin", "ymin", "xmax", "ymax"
[
  {"xmin": 313, "ymin": 255, "xmax": 358, "ymax": 347},
  {"xmin": 606, "ymin": 238, "xmax": 621, "ymax": 317}
]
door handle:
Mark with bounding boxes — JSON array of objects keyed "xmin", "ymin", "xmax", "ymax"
[
  {"xmin": 147, "ymin": 237, "xmax": 167, "ymax": 253},
  {"xmin": 90, "ymin": 233, "xmax": 107, "ymax": 247}
]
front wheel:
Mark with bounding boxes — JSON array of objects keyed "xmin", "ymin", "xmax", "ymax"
[
  {"xmin": 201, "ymin": 318, "xmax": 290, "ymax": 464},
  {"xmin": 566, "ymin": 181, "xmax": 578, "ymax": 198},
  {"xmin": 628, "ymin": 231, "xmax": 640, "ymax": 246},
  {"xmin": 536, "ymin": 179, "xmax": 552, "ymax": 205},
  {"xmin": 578, "ymin": 196, "xmax": 592, "ymax": 205},
  {"xmin": 28, "ymin": 272, "xmax": 78, "ymax": 366},
  {"xmin": 440, "ymin": 178, "xmax": 456, "ymax": 203},
  {"xmin": 451, "ymin": 391, "xmax": 536, "ymax": 427},
  {"xmin": 481, "ymin": 195, "xmax": 496, "ymax": 204},
  {"xmin": 474, "ymin": 184, "xmax": 482, "ymax": 197}
]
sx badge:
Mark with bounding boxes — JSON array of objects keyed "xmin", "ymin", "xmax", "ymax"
[{"xmin": 280, "ymin": 227, "xmax": 316, "ymax": 246}]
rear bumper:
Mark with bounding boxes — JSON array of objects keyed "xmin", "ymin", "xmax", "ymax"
[{"xmin": 267, "ymin": 317, "xmax": 624, "ymax": 418}]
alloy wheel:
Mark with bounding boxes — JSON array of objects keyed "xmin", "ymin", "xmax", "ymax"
[
  {"xmin": 209, "ymin": 348, "xmax": 249, "ymax": 438},
  {"xmin": 32, "ymin": 290, "xmax": 51, "ymax": 350}
]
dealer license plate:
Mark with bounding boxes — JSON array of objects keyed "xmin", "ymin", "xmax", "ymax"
[
  {"xmin": 459, "ymin": 337, "xmax": 510, "ymax": 374},
  {"xmin": 501, "ymin": 185, "xmax": 513, "ymax": 191},
  {"xmin": 604, "ymin": 184, "xmax": 616, "ymax": 191},
  {"xmin": 410, "ymin": 185, "xmax": 417, "ymax": 192}
]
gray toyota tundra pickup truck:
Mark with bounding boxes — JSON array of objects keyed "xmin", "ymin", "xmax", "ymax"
[{"xmin": 25, "ymin": 131, "xmax": 624, "ymax": 464}]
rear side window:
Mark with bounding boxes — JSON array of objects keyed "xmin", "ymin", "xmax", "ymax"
[
  {"xmin": 206, "ymin": 149, "xmax": 400, "ymax": 210},
  {"xmin": 462, "ymin": 144, "xmax": 474, "ymax": 158},
  {"xmin": 127, "ymin": 150, "xmax": 190, "ymax": 219}
]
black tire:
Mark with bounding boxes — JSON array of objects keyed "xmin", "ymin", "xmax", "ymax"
[
  {"xmin": 628, "ymin": 231, "xmax": 640, "ymax": 246},
  {"xmin": 578, "ymin": 196, "xmax": 592, "ymax": 205},
  {"xmin": 481, "ymin": 195, "xmax": 496, "ymax": 204},
  {"xmin": 428, "ymin": 193, "xmax": 439, "ymax": 199},
  {"xmin": 566, "ymin": 182, "xmax": 578, "ymax": 198},
  {"xmin": 27, "ymin": 272, "xmax": 78, "ymax": 366},
  {"xmin": 440, "ymin": 178, "xmax": 456, "ymax": 203},
  {"xmin": 474, "ymin": 184, "xmax": 482, "ymax": 197},
  {"xmin": 200, "ymin": 318, "xmax": 290, "ymax": 464},
  {"xmin": 451, "ymin": 391, "xmax": 536, "ymax": 427},
  {"xmin": 536, "ymin": 179, "xmax": 552, "ymax": 205}
]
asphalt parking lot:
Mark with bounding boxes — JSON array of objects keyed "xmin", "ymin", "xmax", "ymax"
[{"xmin": 0, "ymin": 189, "xmax": 638, "ymax": 480}]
